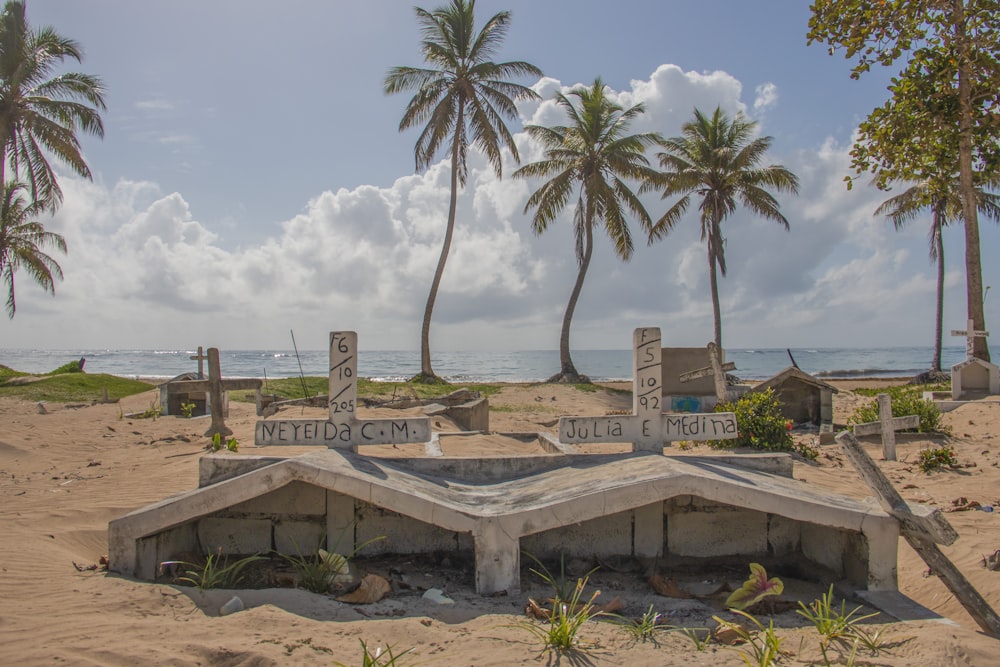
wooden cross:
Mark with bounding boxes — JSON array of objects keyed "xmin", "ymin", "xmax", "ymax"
[
  {"xmin": 951, "ymin": 318, "xmax": 989, "ymax": 361},
  {"xmin": 678, "ymin": 341, "xmax": 735, "ymax": 403},
  {"xmin": 190, "ymin": 346, "xmax": 208, "ymax": 379},
  {"xmin": 559, "ymin": 328, "xmax": 738, "ymax": 452},
  {"xmin": 851, "ymin": 393, "xmax": 919, "ymax": 461},
  {"xmin": 255, "ymin": 331, "xmax": 430, "ymax": 451},
  {"xmin": 166, "ymin": 347, "xmax": 262, "ymax": 439},
  {"xmin": 837, "ymin": 431, "xmax": 1000, "ymax": 637}
]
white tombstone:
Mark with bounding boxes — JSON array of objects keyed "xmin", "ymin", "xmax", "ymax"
[
  {"xmin": 255, "ymin": 332, "xmax": 430, "ymax": 450},
  {"xmin": 950, "ymin": 319, "xmax": 999, "ymax": 400},
  {"xmin": 559, "ymin": 328, "xmax": 738, "ymax": 452}
]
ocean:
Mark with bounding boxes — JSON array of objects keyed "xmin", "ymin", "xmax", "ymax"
[{"xmin": 1, "ymin": 345, "xmax": 993, "ymax": 383}]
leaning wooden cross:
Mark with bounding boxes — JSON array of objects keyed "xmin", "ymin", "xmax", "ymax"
[
  {"xmin": 851, "ymin": 393, "xmax": 919, "ymax": 461},
  {"xmin": 679, "ymin": 341, "xmax": 735, "ymax": 404},
  {"xmin": 560, "ymin": 328, "xmax": 737, "ymax": 452},
  {"xmin": 255, "ymin": 331, "xmax": 430, "ymax": 451},
  {"xmin": 837, "ymin": 431, "xmax": 1000, "ymax": 637}
]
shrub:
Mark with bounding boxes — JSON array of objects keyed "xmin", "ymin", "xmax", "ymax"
[
  {"xmin": 847, "ymin": 386, "xmax": 948, "ymax": 434},
  {"xmin": 918, "ymin": 445, "xmax": 957, "ymax": 472},
  {"xmin": 710, "ymin": 388, "xmax": 794, "ymax": 452}
]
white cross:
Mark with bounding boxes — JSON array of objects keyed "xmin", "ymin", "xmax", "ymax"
[
  {"xmin": 559, "ymin": 328, "xmax": 738, "ymax": 452},
  {"xmin": 851, "ymin": 393, "xmax": 919, "ymax": 461},
  {"xmin": 255, "ymin": 331, "xmax": 430, "ymax": 450},
  {"xmin": 951, "ymin": 319, "xmax": 989, "ymax": 361}
]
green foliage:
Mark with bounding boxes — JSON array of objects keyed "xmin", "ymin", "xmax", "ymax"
[
  {"xmin": 524, "ymin": 551, "xmax": 599, "ymax": 602},
  {"xmin": 847, "ymin": 387, "xmax": 948, "ymax": 433},
  {"xmin": 249, "ymin": 376, "xmax": 502, "ymax": 402},
  {"xmin": 45, "ymin": 359, "xmax": 84, "ymax": 375},
  {"xmin": 511, "ymin": 577, "xmax": 601, "ymax": 653},
  {"xmin": 797, "ymin": 585, "xmax": 883, "ymax": 664},
  {"xmin": 918, "ymin": 445, "xmax": 958, "ymax": 473},
  {"xmin": 0, "ymin": 364, "xmax": 26, "ymax": 380},
  {"xmin": 333, "ymin": 639, "xmax": 414, "ymax": 667},
  {"xmin": 678, "ymin": 627, "xmax": 711, "ymax": 651},
  {"xmin": 210, "ymin": 433, "xmax": 239, "ymax": 453},
  {"xmin": 713, "ymin": 609, "xmax": 784, "ymax": 667},
  {"xmin": 280, "ymin": 532, "xmax": 386, "ymax": 594},
  {"xmin": 0, "ymin": 372, "xmax": 153, "ymax": 402},
  {"xmin": 160, "ymin": 549, "xmax": 265, "ymax": 590},
  {"xmin": 179, "ymin": 401, "xmax": 195, "ymax": 418},
  {"xmin": 726, "ymin": 563, "xmax": 784, "ymax": 611},
  {"xmin": 711, "ymin": 388, "xmax": 794, "ymax": 451},
  {"xmin": 609, "ymin": 604, "xmax": 668, "ymax": 644}
]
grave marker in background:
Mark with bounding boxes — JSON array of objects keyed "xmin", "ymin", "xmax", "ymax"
[
  {"xmin": 851, "ymin": 393, "xmax": 919, "ymax": 461},
  {"xmin": 255, "ymin": 332, "xmax": 430, "ymax": 450}
]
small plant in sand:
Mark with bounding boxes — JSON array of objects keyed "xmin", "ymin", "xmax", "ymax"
[
  {"xmin": 524, "ymin": 550, "xmax": 599, "ymax": 601},
  {"xmin": 209, "ymin": 433, "xmax": 239, "ymax": 453},
  {"xmin": 179, "ymin": 401, "xmax": 196, "ymax": 418},
  {"xmin": 160, "ymin": 548, "xmax": 264, "ymax": 590},
  {"xmin": 333, "ymin": 639, "xmax": 414, "ymax": 667},
  {"xmin": 677, "ymin": 626, "xmax": 712, "ymax": 651},
  {"xmin": 610, "ymin": 604, "xmax": 669, "ymax": 644},
  {"xmin": 797, "ymin": 584, "xmax": 883, "ymax": 664},
  {"xmin": 512, "ymin": 576, "xmax": 602, "ymax": 652},
  {"xmin": 725, "ymin": 563, "xmax": 784, "ymax": 611},
  {"xmin": 280, "ymin": 533, "xmax": 386, "ymax": 594},
  {"xmin": 917, "ymin": 445, "xmax": 957, "ymax": 473},
  {"xmin": 713, "ymin": 609, "xmax": 784, "ymax": 667}
]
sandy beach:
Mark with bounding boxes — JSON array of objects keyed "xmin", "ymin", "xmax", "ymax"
[{"xmin": 2, "ymin": 379, "xmax": 999, "ymax": 665}]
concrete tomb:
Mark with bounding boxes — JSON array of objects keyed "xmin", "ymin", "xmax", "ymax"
[
  {"xmin": 949, "ymin": 319, "xmax": 999, "ymax": 400},
  {"xmin": 752, "ymin": 366, "xmax": 838, "ymax": 444},
  {"xmin": 110, "ymin": 327, "xmax": 935, "ymax": 614}
]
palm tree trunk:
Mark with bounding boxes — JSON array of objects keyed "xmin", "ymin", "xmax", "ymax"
[
  {"xmin": 708, "ymin": 232, "xmax": 723, "ymax": 350},
  {"xmin": 554, "ymin": 224, "xmax": 593, "ymax": 382},
  {"xmin": 932, "ymin": 211, "xmax": 945, "ymax": 373},
  {"xmin": 953, "ymin": 0, "xmax": 990, "ymax": 362},
  {"xmin": 418, "ymin": 119, "xmax": 463, "ymax": 381}
]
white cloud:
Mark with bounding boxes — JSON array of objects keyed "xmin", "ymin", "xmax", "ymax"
[
  {"xmin": 754, "ymin": 82, "xmax": 778, "ymax": 112},
  {"xmin": 2, "ymin": 63, "xmax": 997, "ymax": 353}
]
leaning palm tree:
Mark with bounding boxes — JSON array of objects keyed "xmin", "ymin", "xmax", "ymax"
[
  {"xmin": 0, "ymin": 0, "xmax": 106, "ymax": 210},
  {"xmin": 875, "ymin": 174, "xmax": 1000, "ymax": 373},
  {"xmin": 0, "ymin": 180, "xmax": 66, "ymax": 317},
  {"xmin": 514, "ymin": 79, "xmax": 661, "ymax": 383},
  {"xmin": 384, "ymin": 0, "xmax": 540, "ymax": 383},
  {"xmin": 646, "ymin": 107, "xmax": 799, "ymax": 349}
]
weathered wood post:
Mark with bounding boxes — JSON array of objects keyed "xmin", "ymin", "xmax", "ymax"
[
  {"xmin": 190, "ymin": 346, "xmax": 207, "ymax": 379},
  {"xmin": 204, "ymin": 347, "xmax": 232, "ymax": 439},
  {"xmin": 851, "ymin": 393, "xmax": 919, "ymax": 461}
]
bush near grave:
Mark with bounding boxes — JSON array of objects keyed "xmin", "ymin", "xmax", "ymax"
[
  {"xmin": 848, "ymin": 386, "xmax": 948, "ymax": 434},
  {"xmin": 709, "ymin": 388, "xmax": 794, "ymax": 452}
]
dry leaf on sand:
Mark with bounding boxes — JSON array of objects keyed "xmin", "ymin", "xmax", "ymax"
[
  {"xmin": 335, "ymin": 574, "xmax": 391, "ymax": 604},
  {"xmin": 649, "ymin": 574, "xmax": 693, "ymax": 599}
]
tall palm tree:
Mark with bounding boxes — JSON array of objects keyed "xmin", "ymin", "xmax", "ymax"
[
  {"xmin": 514, "ymin": 79, "xmax": 661, "ymax": 383},
  {"xmin": 875, "ymin": 175, "xmax": 1000, "ymax": 373},
  {"xmin": 0, "ymin": 180, "xmax": 65, "ymax": 317},
  {"xmin": 0, "ymin": 0, "xmax": 105, "ymax": 210},
  {"xmin": 384, "ymin": 0, "xmax": 540, "ymax": 382},
  {"xmin": 646, "ymin": 107, "xmax": 799, "ymax": 350}
]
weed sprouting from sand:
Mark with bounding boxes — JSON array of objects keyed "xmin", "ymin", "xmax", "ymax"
[
  {"xmin": 918, "ymin": 445, "xmax": 958, "ymax": 472},
  {"xmin": 713, "ymin": 609, "xmax": 784, "ymax": 667},
  {"xmin": 524, "ymin": 550, "xmax": 599, "ymax": 601},
  {"xmin": 160, "ymin": 548, "xmax": 264, "ymax": 590},
  {"xmin": 797, "ymin": 584, "xmax": 883, "ymax": 663},
  {"xmin": 333, "ymin": 639, "xmax": 414, "ymax": 667},
  {"xmin": 280, "ymin": 533, "xmax": 385, "ymax": 594},
  {"xmin": 179, "ymin": 401, "xmax": 195, "ymax": 418},
  {"xmin": 511, "ymin": 577, "xmax": 602, "ymax": 652},
  {"xmin": 609, "ymin": 604, "xmax": 669, "ymax": 644},
  {"xmin": 209, "ymin": 433, "xmax": 239, "ymax": 453},
  {"xmin": 678, "ymin": 626, "xmax": 711, "ymax": 651}
]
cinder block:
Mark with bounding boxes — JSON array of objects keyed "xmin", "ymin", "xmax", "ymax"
[
  {"xmin": 801, "ymin": 523, "xmax": 845, "ymax": 574},
  {"xmin": 447, "ymin": 398, "xmax": 489, "ymax": 432},
  {"xmin": 354, "ymin": 504, "xmax": 472, "ymax": 555},
  {"xmin": 275, "ymin": 519, "xmax": 326, "ymax": 555},
  {"xmin": 198, "ymin": 517, "xmax": 272, "ymax": 555},
  {"xmin": 521, "ymin": 510, "xmax": 633, "ymax": 558},
  {"xmin": 229, "ymin": 481, "xmax": 326, "ymax": 515},
  {"xmin": 767, "ymin": 514, "xmax": 801, "ymax": 555},
  {"xmin": 667, "ymin": 505, "xmax": 767, "ymax": 557}
]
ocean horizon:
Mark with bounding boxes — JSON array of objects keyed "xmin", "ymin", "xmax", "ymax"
[{"xmin": 1, "ymin": 345, "xmax": 993, "ymax": 384}]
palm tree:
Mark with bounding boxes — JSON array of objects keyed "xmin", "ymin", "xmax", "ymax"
[
  {"xmin": 875, "ymin": 174, "xmax": 1000, "ymax": 373},
  {"xmin": 0, "ymin": 180, "xmax": 65, "ymax": 317},
  {"xmin": 0, "ymin": 1, "xmax": 105, "ymax": 211},
  {"xmin": 384, "ymin": 0, "xmax": 540, "ymax": 382},
  {"xmin": 514, "ymin": 79, "xmax": 662, "ymax": 383},
  {"xmin": 646, "ymin": 107, "xmax": 799, "ymax": 349}
]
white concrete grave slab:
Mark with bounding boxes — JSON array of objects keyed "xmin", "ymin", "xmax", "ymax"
[
  {"xmin": 559, "ymin": 328, "xmax": 738, "ymax": 452},
  {"xmin": 254, "ymin": 332, "xmax": 430, "ymax": 450}
]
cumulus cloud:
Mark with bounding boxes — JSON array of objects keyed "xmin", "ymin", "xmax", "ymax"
[{"xmin": 3, "ymin": 63, "xmax": 995, "ymax": 354}]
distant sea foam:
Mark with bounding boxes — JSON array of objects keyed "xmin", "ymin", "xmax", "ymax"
[{"xmin": 1, "ymin": 345, "xmax": 993, "ymax": 383}]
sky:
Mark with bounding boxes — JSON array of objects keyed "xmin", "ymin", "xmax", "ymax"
[{"xmin": 1, "ymin": 0, "xmax": 998, "ymax": 355}]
